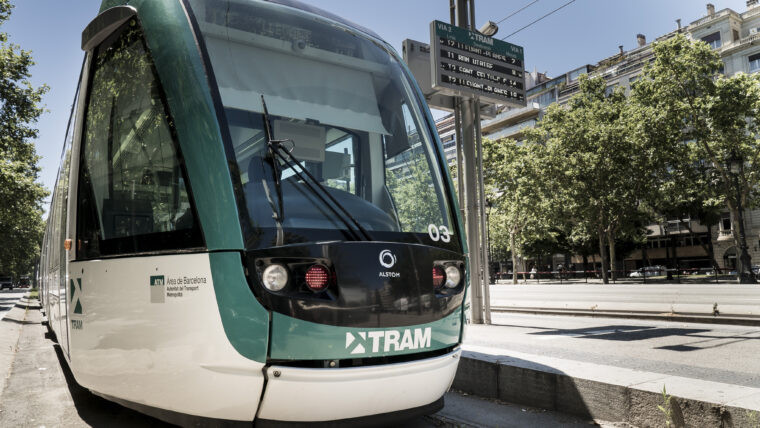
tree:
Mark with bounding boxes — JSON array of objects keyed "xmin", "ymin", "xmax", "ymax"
[
  {"xmin": 527, "ymin": 75, "xmax": 662, "ymax": 284},
  {"xmin": 483, "ymin": 138, "xmax": 555, "ymax": 284},
  {"xmin": 0, "ymin": 0, "xmax": 49, "ymax": 279},
  {"xmin": 632, "ymin": 33, "xmax": 760, "ymax": 282}
]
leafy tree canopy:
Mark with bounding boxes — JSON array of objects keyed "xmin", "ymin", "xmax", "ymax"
[{"xmin": 0, "ymin": 0, "xmax": 49, "ymax": 279}]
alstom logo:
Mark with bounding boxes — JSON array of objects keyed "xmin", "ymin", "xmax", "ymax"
[{"xmin": 345, "ymin": 327, "xmax": 432, "ymax": 355}]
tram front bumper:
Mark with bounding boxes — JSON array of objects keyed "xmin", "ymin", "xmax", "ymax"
[{"xmin": 256, "ymin": 347, "xmax": 461, "ymax": 423}]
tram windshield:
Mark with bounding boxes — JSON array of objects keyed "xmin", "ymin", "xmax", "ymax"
[{"xmin": 188, "ymin": 0, "xmax": 459, "ymax": 251}]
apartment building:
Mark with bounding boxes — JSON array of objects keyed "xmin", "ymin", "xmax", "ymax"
[{"xmin": 438, "ymin": 1, "xmax": 760, "ymax": 271}]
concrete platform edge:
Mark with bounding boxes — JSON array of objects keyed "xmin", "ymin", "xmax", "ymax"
[
  {"xmin": 491, "ymin": 307, "xmax": 760, "ymax": 327},
  {"xmin": 452, "ymin": 351, "xmax": 760, "ymax": 427}
]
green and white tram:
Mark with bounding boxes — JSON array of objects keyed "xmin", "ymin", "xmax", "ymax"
[{"xmin": 39, "ymin": 0, "xmax": 467, "ymax": 425}]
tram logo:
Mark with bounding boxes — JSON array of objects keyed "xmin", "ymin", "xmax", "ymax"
[
  {"xmin": 345, "ymin": 327, "xmax": 432, "ymax": 354},
  {"xmin": 69, "ymin": 278, "xmax": 83, "ymax": 315},
  {"xmin": 379, "ymin": 249, "xmax": 396, "ymax": 269}
]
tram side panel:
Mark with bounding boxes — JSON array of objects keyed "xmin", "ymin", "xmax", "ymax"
[
  {"xmin": 61, "ymin": 14, "xmax": 268, "ymax": 420},
  {"xmin": 68, "ymin": 254, "xmax": 266, "ymax": 421}
]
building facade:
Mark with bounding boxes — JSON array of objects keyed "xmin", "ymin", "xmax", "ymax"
[{"xmin": 437, "ymin": 1, "xmax": 760, "ymax": 272}]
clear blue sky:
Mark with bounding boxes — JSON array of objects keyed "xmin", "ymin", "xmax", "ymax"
[{"xmin": 3, "ymin": 0, "xmax": 749, "ymax": 210}]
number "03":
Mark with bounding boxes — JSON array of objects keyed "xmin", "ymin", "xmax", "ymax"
[{"xmin": 428, "ymin": 224, "xmax": 451, "ymax": 243}]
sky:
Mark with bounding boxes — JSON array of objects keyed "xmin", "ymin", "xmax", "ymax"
[{"xmin": 2, "ymin": 0, "xmax": 751, "ymax": 211}]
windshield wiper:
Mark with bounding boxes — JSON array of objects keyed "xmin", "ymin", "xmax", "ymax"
[{"xmin": 260, "ymin": 95, "xmax": 372, "ymax": 241}]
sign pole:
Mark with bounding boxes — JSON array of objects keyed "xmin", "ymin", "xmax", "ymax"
[
  {"xmin": 455, "ymin": 0, "xmax": 485, "ymax": 324},
  {"xmin": 475, "ymin": 97, "xmax": 492, "ymax": 324}
]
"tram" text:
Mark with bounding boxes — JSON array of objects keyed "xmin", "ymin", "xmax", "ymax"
[{"xmin": 345, "ymin": 327, "xmax": 432, "ymax": 354}]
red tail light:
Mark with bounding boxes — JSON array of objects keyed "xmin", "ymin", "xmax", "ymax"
[
  {"xmin": 305, "ymin": 265, "xmax": 330, "ymax": 292},
  {"xmin": 432, "ymin": 266, "xmax": 446, "ymax": 289}
]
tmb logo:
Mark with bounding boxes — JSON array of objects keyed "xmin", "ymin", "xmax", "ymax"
[{"xmin": 345, "ymin": 327, "xmax": 432, "ymax": 355}]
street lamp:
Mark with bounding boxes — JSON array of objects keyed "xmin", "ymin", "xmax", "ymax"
[
  {"xmin": 478, "ymin": 21, "xmax": 499, "ymax": 37},
  {"xmin": 728, "ymin": 154, "xmax": 756, "ymax": 284}
]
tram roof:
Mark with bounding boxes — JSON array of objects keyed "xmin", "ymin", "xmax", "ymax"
[
  {"xmin": 265, "ymin": 0, "xmax": 382, "ymax": 41},
  {"xmin": 97, "ymin": 0, "xmax": 383, "ymax": 43}
]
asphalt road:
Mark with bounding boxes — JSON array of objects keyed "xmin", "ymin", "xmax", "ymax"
[
  {"xmin": 467, "ymin": 312, "xmax": 760, "ymax": 388},
  {"xmin": 489, "ymin": 282, "xmax": 760, "ymax": 316}
]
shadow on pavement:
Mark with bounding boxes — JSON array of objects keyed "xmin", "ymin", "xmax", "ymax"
[
  {"xmin": 526, "ymin": 324, "xmax": 760, "ymax": 351},
  {"xmin": 50, "ymin": 342, "xmax": 174, "ymax": 427},
  {"xmin": 452, "ymin": 351, "xmax": 602, "ymax": 424}
]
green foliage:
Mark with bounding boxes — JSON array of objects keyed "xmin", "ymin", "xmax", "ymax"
[
  {"xmin": 483, "ymin": 138, "xmax": 556, "ymax": 282},
  {"xmin": 523, "ymin": 75, "xmax": 661, "ymax": 283},
  {"xmin": 657, "ymin": 385, "xmax": 673, "ymax": 427},
  {"xmin": 0, "ymin": 0, "xmax": 49, "ymax": 278},
  {"xmin": 632, "ymin": 34, "xmax": 760, "ymax": 268}
]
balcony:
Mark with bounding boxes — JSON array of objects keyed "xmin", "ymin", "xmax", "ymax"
[
  {"xmin": 689, "ymin": 9, "xmax": 733, "ymax": 30},
  {"xmin": 718, "ymin": 230, "xmax": 734, "ymax": 241},
  {"xmin": 721, "ymin": 32, "xmax": 760, "ymax": 55}
]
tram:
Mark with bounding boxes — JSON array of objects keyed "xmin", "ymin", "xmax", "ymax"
[{"xmin": 39, "ymin": 0, "xmax": 467, "ymax": 425}]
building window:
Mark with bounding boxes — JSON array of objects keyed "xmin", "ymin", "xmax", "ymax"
[
  {"xmin": 701, "ymin": 32, "xmax": 722, "ymax": 49},
  {"xmin": 531, "ymin": 90, "xmax": 556, "ymax": 107},
  {"xmin": 749, "ymin": 53, "xmax": 760, "ymax": 72},
  {"xmin": 721, "ymin": 214, "xmax": 732, "ymax": 231},
  {"xmin": 568, "ymin": 67, "xmax": 587, "ymax": 82}
]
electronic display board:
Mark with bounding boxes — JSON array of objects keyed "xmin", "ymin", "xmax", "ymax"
[{"xmin": 430, "ymin": 20, "xmax": 526, "ymax": 107}]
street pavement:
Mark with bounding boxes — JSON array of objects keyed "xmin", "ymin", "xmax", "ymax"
[
  {"xmin": 467, "ymin": 312, "xmax": 760, "ymax": 387},
  {"xmin": 0, "ymin": 289, "xmax": 27, "ymax": 320},
  {"xmin": 0, "ymin": 295, "xmax": 602, "ymax": 427},
  {"xmin": 460, "ymin": 312, "xmax": 760, "ymax": 426},
  {"xmin": 490, "ymin": 282, "xmax": 760, "ymax": 317}
]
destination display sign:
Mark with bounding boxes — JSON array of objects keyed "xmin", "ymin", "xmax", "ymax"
[{"xmin": 430, "ymin": 20, "xmax": 526, "ymax": 106}]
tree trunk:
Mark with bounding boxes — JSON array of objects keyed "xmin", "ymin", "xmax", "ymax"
[
  {"xmin": 582, "ymin": 254, "xmax": 588, "ymax": 277},
  {"xmin": 665, "ymin": 231, "xmax": 673, "ymax": 280},
  {"xmin": 598, "ymin": 231, "xmax": 609, "ymax": 284},
  {"xmin": 642, "ymin": 244, "xmax": 650, "ymax": 268},
  {"xmin": 607, "ymin": 232, "xmax": 617, "ymax": 281},
  {"xmin": 706, "ymin": 224, "xmax": 717, "ymax": 269},
  {"xmin": 510, "ymin": 231, "xmax": 518, "ymax": 285}
]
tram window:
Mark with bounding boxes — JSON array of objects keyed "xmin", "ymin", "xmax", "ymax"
[
  {"xmin": 76, "ymin": 23, "xmax": 203, "ymax": 258},
  {"xmin": 189, "ymin": 0, "xmax": 460, "ymax": 251},
  {"xmin": 383, "ymin": 104, "xmax": 446, "ymax": 233}
]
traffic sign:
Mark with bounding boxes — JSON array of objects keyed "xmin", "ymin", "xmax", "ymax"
[{"xmin": 430, "ymin": 20, "xmax": 526, "ymax": 107}]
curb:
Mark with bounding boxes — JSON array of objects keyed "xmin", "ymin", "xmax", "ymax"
[
  {"xmin": 452, "ymin": 351, "xmax": 757, "ymax": 427},
  {"xmin": 491, "ymin": 307, "xmax": 760, "ymax": 327}
]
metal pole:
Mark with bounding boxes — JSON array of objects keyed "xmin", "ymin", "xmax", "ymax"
[
  {"xmin": 475, "ymin": 97, "xmax": 491, "ymax": 324},
  {"xmin": 461, "ymin": 98, "xmax": 483, "ymax": 324},
  {"xmin": 455, "ymin": 0, "xmax": 488, "ymax": 324},
  {"xmin": 454, "ymin": 102, "xmax": 464, "ymax": 213}
]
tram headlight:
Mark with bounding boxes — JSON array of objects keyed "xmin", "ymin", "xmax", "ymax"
[
  {"xmin": 444, "ymin": 265, "xmax": 461, "ymax": 288},
  {"xmin": 262, "ymin": 264, "xmax": 289, "ymax": 291}
]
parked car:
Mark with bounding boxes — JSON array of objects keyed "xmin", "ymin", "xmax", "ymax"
[
  {"xmin": 629, "ymin": 266, "xmax": 665, "ymax": 278},
  {"xmin": 0, "ymin": 276, "xmax": 13, "ymax": 290},
  {"xmin": 18, "ymin": 277, "xmax": 30, "ymax": 288}
]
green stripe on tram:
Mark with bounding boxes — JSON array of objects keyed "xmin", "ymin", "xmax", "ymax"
[
  {"xmin": 269, "ymin": 308, "xmax": 462, "ymax": 360},
  {"xmin": 209, "ymin": 252, "xmax": 269, "ymax": 362}
]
